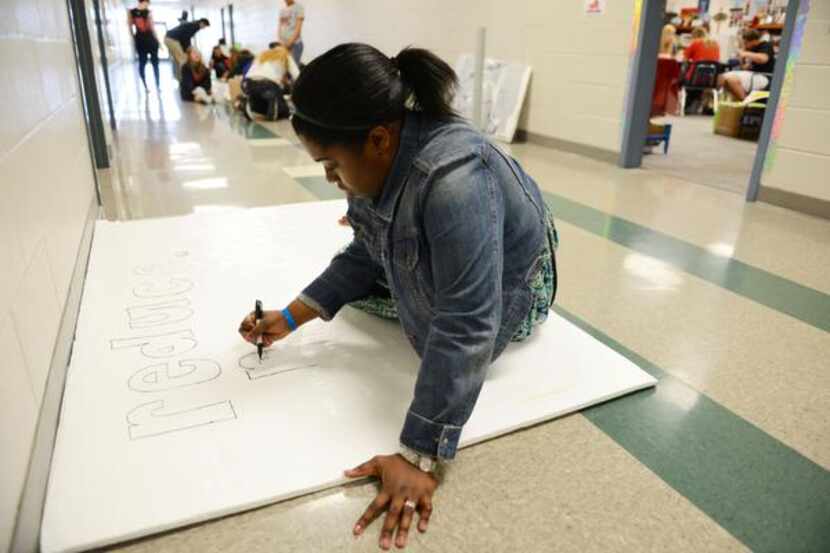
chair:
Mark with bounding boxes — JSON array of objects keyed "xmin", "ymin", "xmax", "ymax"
[
  {"xmin": 679, "ymin": 61, "xmax": 723, "ymax": 116},
  {"xmin": 646, "ymin": 123, "xmax": 672, "ymax": 154}
]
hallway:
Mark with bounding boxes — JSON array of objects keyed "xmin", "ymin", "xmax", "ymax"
[
  {"xmin": 4, "ymin": 0, "xmax": 830, "ymax": 550},
  {"xmin": 92, "ymin": 59, "xmax": 830, "ymax": 553}
]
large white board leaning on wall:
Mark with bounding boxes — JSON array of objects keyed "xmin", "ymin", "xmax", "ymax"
[
  {"xmin": 453, "ymin": 54, "xmax": 532, "ymax": 143},
  {"xmin": 41, "ymin": 200, "xmax": 656, "ymax": 553}
]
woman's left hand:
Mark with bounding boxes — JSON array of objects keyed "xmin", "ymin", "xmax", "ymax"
[{"xmin": 345, "ymin": 454, "xmax": 438, "ymax": 550}]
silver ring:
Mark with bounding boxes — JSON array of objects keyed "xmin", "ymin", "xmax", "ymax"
[{"xmin": 403, "ymin": 499, "xmax": 417, "ymax": 511}]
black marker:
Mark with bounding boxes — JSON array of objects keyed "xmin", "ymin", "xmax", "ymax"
[{"xmin": 255, "ymin": 299, "xmax": 264, "ymax": 362}]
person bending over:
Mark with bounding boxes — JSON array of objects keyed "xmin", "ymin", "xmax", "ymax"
[
  {"xmin": 164, "ymin": 17, "xmax": 210, "ymax": 80},
  {"xmin": 238, "ymin": 43, "xmax": 559, "ymax": 551},
  {"xmin": 241, "ymin": 44, "xmax": 300, "ymax": 121}
]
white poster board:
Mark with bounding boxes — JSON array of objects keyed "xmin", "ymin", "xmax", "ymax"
[
  {"xmin": 453, "ymin": 55, "xmax": 532, "ymax": 143},
  {"xmin": 42, "ymin": 200, "xmax": 656, "ymax": 553}
]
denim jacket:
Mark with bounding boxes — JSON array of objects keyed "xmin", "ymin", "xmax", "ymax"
[{"xmin": 301, "ymin": 112, "xmax": 550, "ymax": 460}]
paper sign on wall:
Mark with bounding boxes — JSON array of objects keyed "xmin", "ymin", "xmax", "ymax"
[{"xmin": 585, "ymin": 0, "xmax": 606, "ymax": 14}]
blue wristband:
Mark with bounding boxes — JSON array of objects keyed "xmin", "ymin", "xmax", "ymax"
[{"xmin": 281, "ymin": 307, "xmax": 298, "ymax": 331}]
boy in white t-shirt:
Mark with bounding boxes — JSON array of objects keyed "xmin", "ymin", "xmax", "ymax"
[{"xmin": 278, "ymin": 0, "xmax": 305, "ymax": 64}]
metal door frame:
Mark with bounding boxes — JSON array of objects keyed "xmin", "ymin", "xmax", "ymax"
[{"xmin": 619, "ymin": 0, "xmax": 804, "ymax": 202}]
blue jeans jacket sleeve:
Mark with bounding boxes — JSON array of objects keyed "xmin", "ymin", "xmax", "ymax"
[
  {"xmin": 400, "ymin": 156, "xmax": 502, "ymax": 461},
  {"xmin": 300, "ymin": 237, "xmax": 383, "ymax": 321}
]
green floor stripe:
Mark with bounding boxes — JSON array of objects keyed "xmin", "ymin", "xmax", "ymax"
[
  {"xmin": 555, "ymin": 306, "xmax": 830, "ymax": 553},
  {"xmin": 221, "ymin": 106, "xmax": 279, "ymax": 139},
  {"xmin": 289, "ymin": 168, "xmax": 830, "ymax": 551},
  {"xmin": 220, "ymin": 110, "xmax": 829, "ymax": 334},
  {"xmin": 544, "ymin": 191, "xmax": 830, "ymax": 333}
]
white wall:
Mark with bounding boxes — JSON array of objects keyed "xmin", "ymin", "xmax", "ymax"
[
  {"xmin": 204, "ymin": 0, "xmax": 638, "ymax": 153},
  {"xmin": 0, "ymin": 0, "xmax": 97, "ymax": 550},
  {"xmin": 98, "ymin": 0, "xmax": 135, "ymax": 67},
  {"xmin": 762, "ymin": 2, "xmax": 830, "ymax": 203}
]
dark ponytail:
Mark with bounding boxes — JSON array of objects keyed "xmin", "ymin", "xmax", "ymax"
[
  {"xmin": 291, "ymin": 43, "xmax": 458, "ymax": 148},
  {"xmin": 395, "ymin": 47, "xmax": 457, "ymax": 119}
]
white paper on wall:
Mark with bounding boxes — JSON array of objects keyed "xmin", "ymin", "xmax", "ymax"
[
  {"xmin": 453, "ymin": 54, "xmax": 532, "ymax": 143},
  {"xmin": 41, "ymin": 200, "xmax": 656, "ymax": 553},
  {"xmin": 584, "ymin": 0, "xmax": 607, "ymax": 14}
]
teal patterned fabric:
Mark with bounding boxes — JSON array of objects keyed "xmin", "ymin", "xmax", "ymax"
[
  {"xmin": 511, "ymin": 206, "xmax": 558, "ymax": 341},
  {"xmin": 349, "ymin": 207, "xmax": 558, "ymax": 341},
  {"xmin": 349, "ymin": 294, "xmax": 399, "ymax": 320}
]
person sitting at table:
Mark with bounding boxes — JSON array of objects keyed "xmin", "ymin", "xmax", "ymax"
[
  {"xmin": 682, "ymin": 27, "xmax": 721, "ymax": 114},
  {"xmin": 684, "ymin": 27, "xmax": 721, "ymax": 66},
  {"xmin": 717, "ymin": 29, "xmax": 775, "ymax": 101},
  {"xmin": 659, "ymin": 24, "xmax": 677, "ymax": 59}
]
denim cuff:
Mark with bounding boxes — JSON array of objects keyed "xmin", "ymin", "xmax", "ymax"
[
  {"xmin": 399, "ymin": 410, "xmax": 463, "ymax": 461},
  {"xmin": 299, "ymin": 279, "xmax": 343, "ymax": 322}
]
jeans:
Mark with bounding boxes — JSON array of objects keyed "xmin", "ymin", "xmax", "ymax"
[
  {"xmin": 241, "ymin": 79, "xmax": 289, "ymax": 120},
  {"xmin": 290, "ymin": 41, "xmax": 303, "ymax": 65},
  {"xmin": 136, "ymin": 45, "xmax": 160, "ymax": 88}
]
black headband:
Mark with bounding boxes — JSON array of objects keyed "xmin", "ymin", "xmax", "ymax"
[
  {"xmin": 290, "ymin": 108, "xmax": 377, "ymax": 131},
  {"xmin": 291, "ymin": 69, "xmax": 406, "ymax": 131}
]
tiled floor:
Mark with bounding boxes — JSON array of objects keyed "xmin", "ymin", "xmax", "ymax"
[
  {"xmin": 96, "ymin": 62, "xmax": 830, "ymax": 553},
  {"xmin": 644, "ymin": 114, "xmax": 759, "ymax": 195}
]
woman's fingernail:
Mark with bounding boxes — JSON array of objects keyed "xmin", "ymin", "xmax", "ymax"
[
  {"xmin": 353, "ymin": 524, "xmax": 361, "ymax": 535},
  {"xmin": 381, "ymin": 537, "xmax": 391, "ymax": 549}
]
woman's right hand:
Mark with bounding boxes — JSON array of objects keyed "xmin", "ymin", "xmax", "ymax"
[{"xmin": 238, "ymin": 309, "xmax": 292, "ymax": 347}]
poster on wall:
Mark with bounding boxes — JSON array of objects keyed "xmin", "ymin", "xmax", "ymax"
[{"xmin": 585, "ymin": 0, "xmax": 606, "ymax": 15}]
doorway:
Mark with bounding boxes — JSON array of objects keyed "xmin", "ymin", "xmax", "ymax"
[{"xmin": 620, "ymin": 0, "xmax": 808, "ymax": 200}]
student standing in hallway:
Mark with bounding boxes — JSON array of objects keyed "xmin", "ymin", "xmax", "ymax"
[
  {"xmin": 164, "ymin": 18, "xmax": 210, "ymax": 80},
  {"xmin": 128, "ymin": 0, "xmax": 160, "ymax": 91},
  {"xmin": 278, "ymin": 0, "xmax": 305, "ymax": 65}
]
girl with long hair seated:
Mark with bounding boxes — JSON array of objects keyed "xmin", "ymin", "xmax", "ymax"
[
  {"xmin": 209, "ymin": 45, "xmax": 230, "ymax": 80},
  {"xmin": 180, "ymin": 47, "xmax": 213, "ymax": 104}
]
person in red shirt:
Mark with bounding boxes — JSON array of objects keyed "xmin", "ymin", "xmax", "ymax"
[
  {"xmin": 684, "ymin": 27, "xmax": 721, "ymax": 66},
  {"xmin": 128, "ymin": 0, "xmax": 160, "ymax": 91},
  {"xmin": 682, "ymin": 27, "xmax": 721, "ymax": 114}
]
